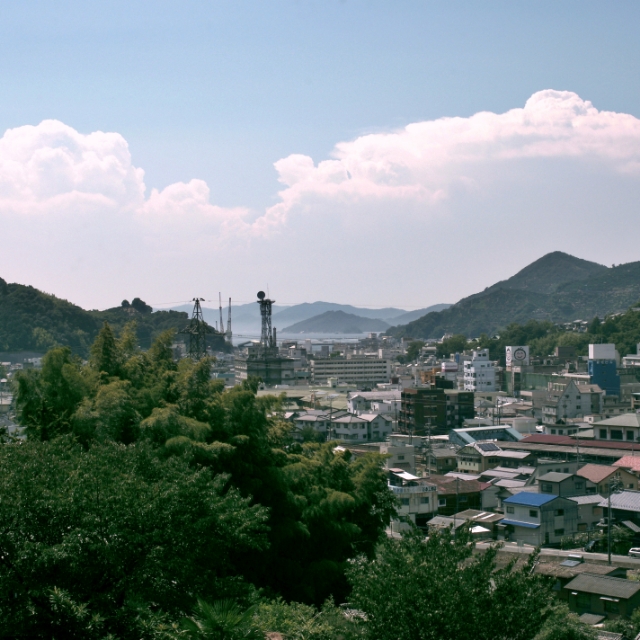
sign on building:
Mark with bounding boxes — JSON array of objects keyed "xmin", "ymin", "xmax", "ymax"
[{"xmin": 506, "ymin": 346, "xmax": 529, "ymax": 367}]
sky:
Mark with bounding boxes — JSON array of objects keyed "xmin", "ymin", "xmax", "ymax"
[{"xmin": 1, "ymin": 1, "xmax": 640, "ymax": 311}]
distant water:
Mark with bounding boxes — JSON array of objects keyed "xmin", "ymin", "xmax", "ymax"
[{"xmin": 231, "ymin": 331, "xmax": 370, "ymax": 346}]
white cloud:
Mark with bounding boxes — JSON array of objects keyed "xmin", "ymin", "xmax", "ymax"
[{"xmin": 2, "ymin": 90, "xmax": 640, "ymax": 310}]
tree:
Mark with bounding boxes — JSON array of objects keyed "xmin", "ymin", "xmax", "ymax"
[
  {"xmin": 346, "ymin": 528, "xmax": 554, "ymax": 640},
  {"xmin": 182, "ymin": 599, "xmax": 262, "ymax": 640},
  {"xmin": 90, "ymin": 321, "xmax": 122, "ymax": 378},
  {"xmin": 0, "ymin": 438, "xmax": 268, "ymax": 639},
  {"xmin": 436, "ymin": 334, "xmax": 468, "ymax": 358},
  {"xmin": 534, "ymin": 603, "xmax": 596, "ymax": 640}
]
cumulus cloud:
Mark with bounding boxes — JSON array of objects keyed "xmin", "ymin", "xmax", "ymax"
[
  {"xmin": 263, "ymin": 89, "xmax": 640, "ymax": 227},
  {"xmin": 2, "ymin": 90, "xmax": 640, "ymax": 310}
]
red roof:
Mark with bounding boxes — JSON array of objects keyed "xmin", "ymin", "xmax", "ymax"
[
  {"xmin": 576, "ymin": 464, "xmax": 616, "ymax": 484},
  {"xmin": 614, "ymin": 456, "xmax": 640, "ymax": 472},
  {"xmin": 521, "ymin": 434, "xmax": 640, "ymax": 452}
]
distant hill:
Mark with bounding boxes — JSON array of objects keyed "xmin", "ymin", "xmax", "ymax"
[
  {"xmin": 388, "ymin": 252, "xmax": 640, "ymax": 340},
  {"xmin": 0, "ymin": 279, "xmax": 226, "ymax": 356},
  {"xmin": 387, "ymin": 304, "xmax": 452, "ymax": 326},
  {"xmin": 282, "ymin": 311, "xmax": 390, "ymax": 334}
]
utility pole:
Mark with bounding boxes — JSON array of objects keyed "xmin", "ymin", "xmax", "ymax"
[
  {"xmin": 180, "ymin": 297, "xmax": 216, "ymax": 360},
  {"xmin": 608, "ymin": 477, "xmax": 623, "ymax": 566}
]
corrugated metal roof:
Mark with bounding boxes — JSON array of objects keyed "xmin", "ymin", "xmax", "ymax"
[
  {"xmin": 564, "ymin": 573, "xmax": 640, "ymax": 599},
  {"xmin": 538, "ymin": 472, "xmax": 574, "ymax": 482},
  {"xmin": 598, "ymin": 491, "xmax": 640, "ymax": 513},
  {"xmin": 504, "ymin": 493, "xmax": 557, "ymax": 507},
  {"xmin": 569, "ymin": 494, "xmax": 605, "ymax": 505},
  {"xmin": 500, "ymin": 519, "xmax": 540, "ymax": 529}
]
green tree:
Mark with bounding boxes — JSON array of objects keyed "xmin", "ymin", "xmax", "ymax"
[
  {"xmin": 0, "ymin": 438, "xmax": 268, "ymax": 639},
  {"xmin": 436, "ymin": 334, "xmax": 468, "ymax": 358},
  {"xmin": 182, "ymin": 599, "xmax": 261, "ymax": 640},
  {"xmin": 347, "ymin": 528, "xmax": 553, "ymax": 640},
  {"xmin": 534, "ymin": 603, "xmax": 596, "ymax": 640},
  {"xmin": 90, "ymin": 321, "xmax": 122, "ymax": 378}
]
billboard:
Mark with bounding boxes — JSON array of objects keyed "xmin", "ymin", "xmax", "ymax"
[{"xmin": 506, "ymin": 345, "xmax": 529, "ymax": 367}]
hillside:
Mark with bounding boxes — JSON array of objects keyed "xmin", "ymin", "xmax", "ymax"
[
  {"xmin": 389, "ymin": 253, "xmax": 640, "ymax": 340},
  {"xmin": 282, "ymin": 310, "xmax": 390, "ymax": 334},
  {"xmin": 387, "ymin": 304, "xmax": 452, "ymax": 326},
  {"xmin": 0, "ymin": 279, "xmax": 226, "ymax": 355}
]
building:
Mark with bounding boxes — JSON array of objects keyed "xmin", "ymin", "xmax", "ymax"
[
  {"xmin": 564, "ymin": 573, "xmax": 640, "ymax": 620},
  {"xmin": 538, "ymin": 472, "xmax": 590, "ymax": 498},
  {"xmin": 589, "ymin": 344, "xmax": 621, "ymax": 397},
  {"xmin": 388, "ymin": 469, "xmax": 438, "ymax": 532},
  {"xmin": 568, "ymin": 495, "xmax": 605, "ymax": 532},
  {"xmin": 541, "ymin": 380, "xmax": 603, "ymax": 426},
  {"xmin": 456, "ymin": 442, "xmax": 532, "ymax": 475},
  {"xmin": 380, "ymin": 442, "xmax": 416, "ymax": 473},
  {"xmin": 310, "ymin": 355, "xmax": 391, "ymax": 386},
  {"xmin": 425, "ymin": 474, "xmax": 486, "ymax": 516},
  {"xmin": 399, "ymin": 388, "xmax": 474, "ymax": 435},
  {"xmin": 593, "ymin": 414, "xmax": 640, "ymax": 443},
  {"xmin": 576, "ymin": 464, "xmax": 638, "ymax": 496},
  {"xmin": 356, "ymin": 413, "xmax": 393, "ymax": 442},
  {"xmin": 463, "ymin": 349, "xmax": 496, "ymax": 392},
  {"xmin": 449, "ymin": 424, "xmax": 523, "ymax": 447},
  {"xmin": 622, "ymin": 343, "xmax": 640, "ymax": 369},
  {"xmin": 501, "ymin": 493, "xmax": 579, "ymax": 546},
  {"xmin": 234, "ymin": 345, "xmax": 296, "ymax": 386}
]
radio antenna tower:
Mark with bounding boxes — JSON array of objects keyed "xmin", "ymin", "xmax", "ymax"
[
  {"xmin": 257, "ymin": 291, "xmax": 276, "ymax": 352},
  {"xmin": 226, "ymin": 297, "xmax": 232, "ymax": 344},
  {"xmin": 181, "ymin": 297, "xmax": 215, "ymax": 360}
]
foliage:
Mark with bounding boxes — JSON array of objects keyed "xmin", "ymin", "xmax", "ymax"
[
  {"xmin": 604, "ymin": 605, "xmax": 640, "ymax": 637},
  {"xmin": 436, "ymin": 334, "xmax": 468, "ymax": 358},
  {"xmin": 397, "ymin": 340, "xmax": 425, "ymax": 363},
  {"xmin": 533, "ymin": 603, "xmax": 597, "ymax": 640},
  {"xmin": 253, "ymin": 597, "xmax": 366, "ymax": 640},
  {"xmin": 182, "ymin": 599, "xmax": 262, "ymax": 640},
  {"xmin": 0, "ymin": 437, "xmax": 268, "ymax": 639},
  {"xmin": 346, "ymin": 528, "xmax": 554, "ymax": 640}
]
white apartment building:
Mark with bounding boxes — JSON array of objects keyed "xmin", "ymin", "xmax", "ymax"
[
  {"xmin": 310, "ymin": 355, "xmax": 391, "ymax": 385},
  {"xmin": 463, "ymin": 349, "xmax": 496, "ymax": 392}
]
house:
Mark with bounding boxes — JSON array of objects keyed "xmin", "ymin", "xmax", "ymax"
[
  {"xmin": 388, "ymin": 469, "xmax": 438, "ymax": 532},
  {"xmin": 597, "ymin": 491, "xmax": 640, "ymax": 526},
  {"xmin": 569, "ymin": 495, "xmax": 605, "ymax": 532},
  {"xmin": 358, "ymin": 413, "xmax": 393, "ymax": 442},
  {"xmin": 425, "ymin": 446, "xmax": 459, "ymax": 475},
  {"xmin": 380, "ymin": 442, "xmax": 416, "ymax": 473},
  {"xmin": 538, "ymin": 472, "xmax": 590, "ymax": 498},
  {"xmin": 536, "ymin": 561, "xmax": 625, "ymax": 597},
  {"xmin": 501, "ymin": 493, "xmax": 579, "ymax": 546},
  {"xmin": 456, "ymin": 441, "xmax": 532, "ymax": 475},
  {"xmin": 577, "ymin": 464, "xmax": 638, "ymax": 496},
  {"xmin": 564, "ymin": 573, "xmax": 640, "ymax": 619},
  {"xmin": 451, "ymin": 508, "xmax": 504, "ymax": 537},
  {"xmin": 425, "ymin": 474, "xmax": 486, "ymax": 516},
  {"xmin": 613, "ymin": 455, "xmax": 640, "ymax": 477}
]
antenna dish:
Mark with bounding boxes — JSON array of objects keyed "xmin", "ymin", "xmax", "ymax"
[{"xmin": 257, "ymin": 291, "xmax": 265, "ymax": 300}]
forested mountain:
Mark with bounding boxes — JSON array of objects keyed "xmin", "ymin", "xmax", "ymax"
[
  {"xmin": 389, "ymin": 253, "xmax": 640, "ymax": 340},
  {"xmin": 0, "ymin": 278, "xmax": 227, "ymax": 355},
  {"xmin": 282, "ymin": 310, "xmax": 390, "ymax": 334}
]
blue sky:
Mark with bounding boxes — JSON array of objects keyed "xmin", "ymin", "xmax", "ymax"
[{"xmin": 1, "ymin": 1, "xmax": 640, "ymax": 310}]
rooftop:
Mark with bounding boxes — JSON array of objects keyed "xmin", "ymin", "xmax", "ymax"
[
  {"xmin": 594, "ymin": 413, "xmax": 640, "ymax": 428},
  {"xmin": 564, "ymin": 573, "xmax": 640, "ymax": 599},
  {"xmin": 569, "ymin": 494, "xmax": 605, "ymax": 505},
  {"xmin": 503, "ymin": 493, "xmax": 558, "ymax": 507},
  {"xmin": 577, "ymin": 464, "xmax": 617, "ymax": 484},
  {"xmin": 613, "ymin": 455, "xmax": 640, "ymax": 472},
  {"xmin": 598, "ymin": 491, "xmax": 640, "ymax": 513},
  {"xmin": 538, "ymin": 472, "xmax": 575, "ymax": 482}
]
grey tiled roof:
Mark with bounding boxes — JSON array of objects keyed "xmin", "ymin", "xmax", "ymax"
[{"xmin": 564, "ymin": 573, "xmax": 640, "ymax": 599}]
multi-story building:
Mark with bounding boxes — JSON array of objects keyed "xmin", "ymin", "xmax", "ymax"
[
  {"xmin": 502, "ymin": 493, "xmax": 579, "ymax": 546},
  {"xmin": 464, "ymin": 349, "xmax": 496, "ymax": 392},
  {"xmin": 588, "ymin": 343, "xmax": 621, "ymax": 396},
  {"xmin": 398, "ymin": 388, "xmax": 474, "ymax": 436},
  {"xmin": 388, "ymin": 470, "xmax": 438, "ymax": 532},
  {"xmin": 541, "ymin": 380, "xmax": 603, "ymax": 426},
  {"xmin": 310, "ymin": 354, "xmax": 391, "ymax": 386}
]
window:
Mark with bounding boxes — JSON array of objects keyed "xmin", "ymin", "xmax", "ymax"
[
  {"xmin": 420, "ymin": 497, "xmax": 430, "ymax": 504},
  {"xmin": 628, "ymin": 431, "xmax": 635, "ymax": 441},
  {"xmin": 555, "ymin": 509, "xmax": 564, "ymax": 517},
  {"xmin": 438, "ymin": 498, "xmax": 446, "ymax": 506},
  {"xmin": 506, "ymin": 506, "xmax": 515, "ymax": 514},
  {"xmin": 577, "ymin": 593, "xmax": 590, "ymax": 609},
  {"xmin": 542, "ymin": 484, "xmax": 553, "ymax": 493},
  {"xmin": 529, "ymin": 510, "xmax": 538, "ymax": 518},
  {"xmin": 459, "ymin": 495, "xmax": 468, "ymax": 503},
  {"xmin": 554, "ymin": 528, "xmax": 565, "ymax": 536},
  {"xmin": 604, "ymin": 600, "xmax": 619, "ymax": 614},
  {"xmin": 400, "ymin": 498, "xmax": 410, "ymax": 506},
  {"xmin": 611, "ymin": 430, "xmax": 623, "ymax": 440},
  {"xmin": 599, "ymin": 429, "xmax": 607, "ymax": 439},
  {"xmin": 575, "ymin": 482, "xmax": 583, "ymax": 490},
  {"xmin": 397, "ymin": 455, "xmax": 405, "ymax": 460},
  {"xmin": 551, "ymin": 429, "xmax": 556, "ymax": 435}
]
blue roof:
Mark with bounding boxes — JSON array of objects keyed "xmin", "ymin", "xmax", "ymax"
[
  {"xmin": 501, "ymin": 519, "xmax": 540, "ymax": 529},
  {"xmin": 503, "ymin": 493, "xmax": 557, "ymax": 507}
]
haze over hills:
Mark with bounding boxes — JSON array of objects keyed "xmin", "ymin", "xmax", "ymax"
[
  {"xmin": 168, "ymin": 301, "xmax": 451, "ymax": 336},
  {"xmin": 388, "ymin": 252, "xmax": 640, "ymax": 340},
  {"xmin": 281, "ymin": 311, "xmax": 390, "ymax": 334}
]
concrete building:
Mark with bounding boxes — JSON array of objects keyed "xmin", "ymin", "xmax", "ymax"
[
  {"xmin": 502, "ymin": 493, "xmax": 578, "ymax": 546},
  {"xmin": 463, "ymin": 349, "xmax": 496, "ymax": 392},
  {"xmin": 541, "ymin": 380, "xmax": 603, "ymax": 426},
  {"xmin": 309, "ymin": 354, "xmax": 391, "ymax": 386},
  {"xmin": 588, "ymin": 343, "xmax": 621, "ymax": 396},
  {"xmin": 234, "ymin": 343, "xmax": 296, "ymax": 386},
  {"xmin": 398, "ymin": 388, "xmax": 474, "ymax": 435},
  {"xmin": 456, "ymin": 442, "xmax": 532, "ymax": 475},
  {"xmin": 593, "ymin": 414, "xmax": 640, "ymax": 443},
  {"xmin": 388, "ymin": 469, "xmax": 438, "ymax": 532}
]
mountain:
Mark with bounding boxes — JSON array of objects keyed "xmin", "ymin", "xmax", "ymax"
[
  {"xmin": 0, "ymin": 279, "xmax": 226, "ymax": 356},
  {"xmin": 282, "ymin": 311, "xmax": 390, "ymax": 334},
  {"xmin": 386, "ymin": 304, "xmax": 452, "ymax": 326},
  {"xmin": 388, "ymin": 253, "xmax": 640, "ymax": 340}
]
